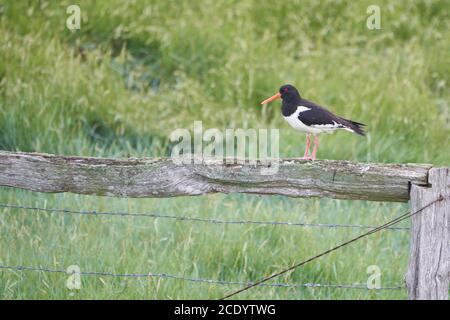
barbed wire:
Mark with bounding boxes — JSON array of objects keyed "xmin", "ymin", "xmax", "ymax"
[
  {"xmin": 220, "ymin": 195, "xmax": 447, "ymax": 299},
  {"xmin": 0, "ymin": 265, "xmax": 404, "ymax": 290},
  {"xmin": 0, "ymin": 204, "xmax": 409, "ymax": 231},
  {"xmin": 4, "ymin": 198, "xmax": 441, "ymax": 298}
]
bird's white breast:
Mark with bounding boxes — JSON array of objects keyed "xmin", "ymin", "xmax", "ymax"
[{"xmin": 283, "ymin": 106, "xmax": 318, "ymax": 134}]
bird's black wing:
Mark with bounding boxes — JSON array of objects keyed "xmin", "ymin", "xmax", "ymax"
[
  {"xmin": 297, "ymin": 99, "xmax": 342, "ymax": 126},
  {"xmin": 298, "ymin": 99, "xmax": 366, "ymax": 135}
]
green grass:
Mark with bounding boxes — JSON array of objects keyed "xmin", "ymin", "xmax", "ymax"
[{"xmin": 0, "ymin": 0, "xmax": 449, "ymax": 299}]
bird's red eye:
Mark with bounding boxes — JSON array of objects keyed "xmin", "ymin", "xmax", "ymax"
[{"xmin": 284, "ymin": 88, "xmax": 289, "ymax": 93}]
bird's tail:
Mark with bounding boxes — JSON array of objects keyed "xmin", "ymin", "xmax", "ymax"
[{"xmin": 339, "ymin": 117, "xmax": 366, "ymax": 136}]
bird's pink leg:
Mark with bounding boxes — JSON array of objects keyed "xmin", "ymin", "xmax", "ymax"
[
  {"xmin": 311, "ymin": 136, "xmax": 319, "ymax": 160},
  {"xmin": 301, "ymin": 134, "xmax": 312, "ymax": 160}
]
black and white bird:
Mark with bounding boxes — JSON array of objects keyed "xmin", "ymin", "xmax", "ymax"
[{"xmin": 261, "ymin": 84, "xmax": 365, "ymax": 160}]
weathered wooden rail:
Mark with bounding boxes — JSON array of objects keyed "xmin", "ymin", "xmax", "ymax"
[
  {"xmin": 0, "ymin": 151, "xmax": 448, "ymax": 300},
  {"xmin": 0, "ymin": 151, "xmax": 432, "ymax": 201}
]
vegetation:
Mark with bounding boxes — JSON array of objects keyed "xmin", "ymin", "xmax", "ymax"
[{"xmin": 0, "ymin": 0, "xmax": 448, "ymax": 299}]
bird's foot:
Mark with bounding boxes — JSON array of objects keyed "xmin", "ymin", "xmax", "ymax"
[{"xmin": 300, "ymin": 156, "xmax": 314, "ymax": 160}]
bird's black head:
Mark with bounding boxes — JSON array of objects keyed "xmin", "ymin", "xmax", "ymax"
[
  {"xmin": 260, "ymin": 84, "xmax": 301, "ymax": 105},
  {"xmin": 279, "ymin": 84, "xmax": 301, "ymax": 101}
]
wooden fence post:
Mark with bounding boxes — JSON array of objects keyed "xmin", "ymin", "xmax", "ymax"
[{"xmin": 406, "ymin": 168, "xmax": 450, "ymax": 300}]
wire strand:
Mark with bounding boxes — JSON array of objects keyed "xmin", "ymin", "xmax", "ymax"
[
  {"xmin": 0, "ymin": 265, "xmax": 404, "ymax": 290},
  {"xmin": 0, "ymin": 204, "xmax": 409, "ymax": 231}
]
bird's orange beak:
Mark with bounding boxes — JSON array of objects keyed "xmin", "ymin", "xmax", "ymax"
[{"xmin": 260, "ymin": 92, "xmax": 281, "ymax": 105}]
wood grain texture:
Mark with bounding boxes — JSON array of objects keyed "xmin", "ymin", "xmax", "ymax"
[
  {"xmin": 406, "ymin": 168, "xmax": 450, "ymax": 300},
  {"xmin": 0, "ymin": 151, "xmax": 432, "ymax": 202}
]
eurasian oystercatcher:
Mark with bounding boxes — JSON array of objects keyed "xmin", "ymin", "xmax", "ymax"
[{"xmin": 261, "ymin": 84, "xmax": 365, "ymax": 160}]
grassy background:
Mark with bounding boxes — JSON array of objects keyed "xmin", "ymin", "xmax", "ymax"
[{"xmin": 0, "ymin": 0, "xmax": 449, "ymax": 299}]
